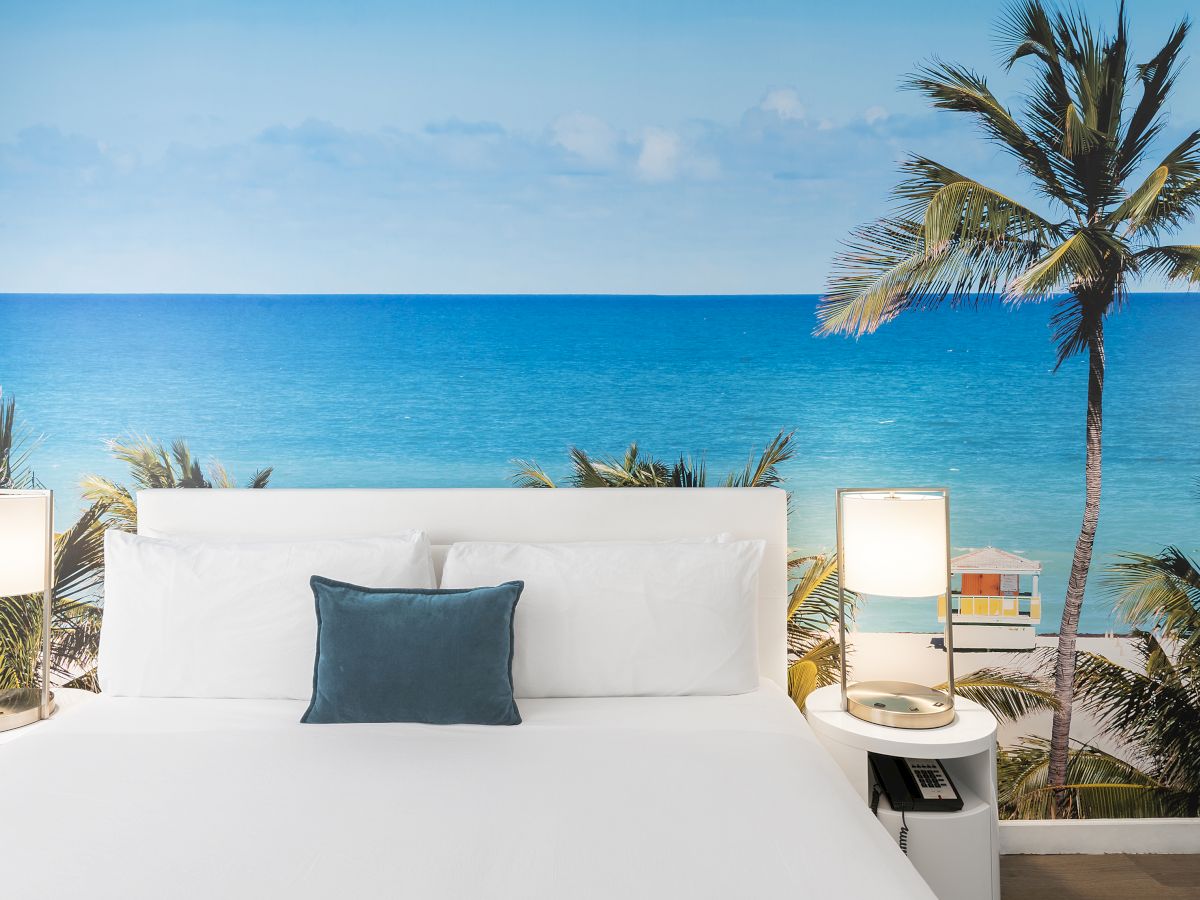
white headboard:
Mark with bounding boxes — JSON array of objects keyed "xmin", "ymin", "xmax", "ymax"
[{"xmin": 137, "ymin": 487, "xmax": 789, "ymax": 686}]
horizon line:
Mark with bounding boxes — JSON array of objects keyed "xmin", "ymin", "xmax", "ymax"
[{"xmin": 2, "ymin": 290, "xmax": 1196, "ymax": 299}]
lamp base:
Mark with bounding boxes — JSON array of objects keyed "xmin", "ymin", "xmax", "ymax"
[
  {"xmin": 0, "ymin": 687, "xmax": 57, "ymax": 733},
  {"xmin": 846, "ymin": 680, "xmax": 954, "ymax": 729}
]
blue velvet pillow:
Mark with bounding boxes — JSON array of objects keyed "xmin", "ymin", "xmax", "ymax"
[{"xmin": 302, "ymin": 576, "xmax": 523, "ymax": 725}]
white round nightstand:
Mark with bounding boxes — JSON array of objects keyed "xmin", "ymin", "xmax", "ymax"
[
  {"xmin": 805, "ymin": 682, "xmax": 997, "ymax": 760},
  {"xmin": 804, "ymin": 684, "xmax": 1000, "ymax": 900}
]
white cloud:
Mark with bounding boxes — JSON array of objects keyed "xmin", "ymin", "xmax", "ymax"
[
  {"xmin": 636, "ymin": 127, "xmax": 681, "ymax": 182},
  {"xmin": 551, "ymin": 112, "xmax": 619, "ymax": 167},
  {"xmin": 759, "ymin": 87, "xmax": 806, "ymax": 121},
  {"xmin": 0, "ymin": 86, "xmax": 992, "ymax": 293},
  {"xmin": 864, "ymin": 105, "xmax": 889, "ymax": 125}
]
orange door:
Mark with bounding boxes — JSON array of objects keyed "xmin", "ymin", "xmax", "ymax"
[
  {"xmin": 979, "ymin": 574, "xmax": 1001, "ymax": 595},
  {"xmin": 962, "ymin": 573, "xmax": 983, "ymax": 594}
]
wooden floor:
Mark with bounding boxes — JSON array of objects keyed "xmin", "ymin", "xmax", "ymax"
[{"xmin": 1002, "ymin": 854, "xmax": 1200, "ymax": 899}]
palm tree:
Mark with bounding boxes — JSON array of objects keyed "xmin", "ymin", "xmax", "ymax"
[
  {"xmin": 815, "ymin": 1, "xmax": 1200, "ymax": 812},
  {"xmin": 0, "ymin": 393, "xmax": 107, "ymax": 691},
  {"xmin": 998, "ymin": 500, "xmax": 1200, "ymax": 818},
  {"xmin": 82, "ymin": 436, "xmax": 273, "ymax": 531}
]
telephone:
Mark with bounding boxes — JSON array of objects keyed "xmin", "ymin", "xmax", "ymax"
[{"xmin": 868, "ymin": 752, "xmax": 963, "ymax": 813}]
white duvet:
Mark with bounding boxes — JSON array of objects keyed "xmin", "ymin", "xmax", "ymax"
[{"xmin": 0, "ymin": 682, "xmax": 933, "ymax": 899}]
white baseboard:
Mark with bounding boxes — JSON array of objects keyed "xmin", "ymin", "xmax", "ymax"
[{"xmin": 1000, "ymin": 818, "xmax": 1200, "ymax": 855}]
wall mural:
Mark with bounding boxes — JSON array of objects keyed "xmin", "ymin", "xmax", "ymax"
[{"xmin": 2, "ymin": 1, "xmax": 1198, "ymax": 823}]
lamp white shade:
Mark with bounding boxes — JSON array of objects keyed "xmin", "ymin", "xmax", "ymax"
[
  {"xmin": 0, "ymin": 492, "xmax": 50, "ymax": 597},
  {"xmin": 840, "ymin": 491, "xmax": 947, "ymax": 597}
]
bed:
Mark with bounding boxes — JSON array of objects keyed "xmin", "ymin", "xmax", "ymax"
[{"xmin": 0, "ymin": 488, "xmax": 934, "ymax": 899}]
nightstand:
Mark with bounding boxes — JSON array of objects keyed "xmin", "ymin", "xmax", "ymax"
[{"xmin": 805, "ymin": 684, "xmax": 1000, "ymax": 900}]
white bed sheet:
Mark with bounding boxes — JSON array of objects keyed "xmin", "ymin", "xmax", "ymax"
[{"xmin": 0, "ymin": 682, "xmax": 933, "ymax": 899}]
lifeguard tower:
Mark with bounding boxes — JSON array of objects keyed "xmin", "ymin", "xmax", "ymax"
[{"xmin": 937, "ymin": 547, "xmax": 1042, "ymax": 650}]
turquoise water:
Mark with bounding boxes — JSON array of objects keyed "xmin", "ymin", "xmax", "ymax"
[{"xmin": 2, "ymin": 294, "xmax": 1197, "ymax": 634}]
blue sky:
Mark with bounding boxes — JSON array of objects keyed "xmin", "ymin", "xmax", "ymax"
[{"xmin": 2, "ymin": 0, "xmax": 1198, "ymax": 293}]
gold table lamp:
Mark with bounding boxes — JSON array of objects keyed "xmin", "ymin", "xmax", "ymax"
[{"xmin": 836, "ymin": 488, "xmax": 955, "ymax": 729}]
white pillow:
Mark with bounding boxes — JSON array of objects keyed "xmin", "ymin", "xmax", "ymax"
[
  {"xmin": 99, "ymin": 530, "xmax": 436, "ymax": 699},
  {"xmin": 440, "ymin": 539, "xmax": 765, "ymax": 698}
]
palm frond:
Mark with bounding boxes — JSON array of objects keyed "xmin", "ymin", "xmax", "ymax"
[
  {"xmin": 0, "ymin": 392, "xmax": 40, "ymax": 489},
  {"xmin": 104, "ymin": 437, "xmax": 168, "ymax": 489},
  {"xmin": 0, "ymin": 502, "xmax": 109, "ymax": 689},
  {"xmin": 52, "ymin": 501, "xmax": 108, "ymax": 603},
  {"xmin": 171, "ymin": 439, "xmax": 209, "ymax": 488},
  {"xmin": 1047, "ymin": 288, "xmax": 1114, "ymax": 368},
  {"xmin": 49, "ymin": 598, "xmax": 103, "ymax": 684},
  {"xmin": 923, "ymin": 179, "xmax": 1058, "ymax": 252},
  {"xmin": 1136, "ymin": 245, "xmax": 1200, "ymax": 285},
  {"xmin": 936, "ymin": 666, "xmax": 1059, "ymax": 724},
  {"xmin": 669, "ymin": 455, "xmax": 707, "ymax": 487},
  {"xmin": 510, "ymin": 460, "xmax": 557, "ymax": 488},
  {"xmin": 789, "ymin": 635, "xmax": 844, "ymax": 681},
  {"xmin": 1106, "ymin": 165, "xmax": 1168, "ymax": 230},
  {"xmin": 817, "ymin": 217, "xmax": 930, "ymax": 335},
  {"xmin": 1116, "ymin": 19, "xmax": 1190, "ymax": 181},
  {"xmin": 1075, "ymin": 641, "xmax": 1200, "ymax": 796},
  {"xmin": 894, "ymin": 156, "xmax": 970, "ymax": 219},
  {"xmin": 1137, "ymin": 130, "xmax": 1200, "ymax": 236},
  {"xmin": 1062, "ymin": 102, "xmax": 1102, "ymax": 157},
  {"xmin": 998, "ymin": 2, "xmax": 1080, "ymax": 200},
  {"xmin": 905, "ymin": 56, "xmax": 1072, "ymax": 209},
  {"xmin": 787, "ymin": 659, "xmax": 819, "ymax": 708},
  {"xmin": 787, "ymin": 553, "xmax": 839, "ymax": 622},
  {"xmin": 565, "ymin": 448, "xmax": 615, "ymax": 487},
  {"xmin": 246, "ymin": 467, "xmax": 274, "ymax": 489},
  {"xmin": 817, "ymin": 215, "xmax": 1046, "ymax": 336},
  {"xmin": 79, "ymin": 475, "xmax": 138, "ymax": 531},
  {"xmin": 62, "ymin": 668, "xmax": 99, "ymax": 692},
  {"xmin": 997, "ymin": 736, "xmax": 1054, "ymax": 818},
  {"xmin": 786, "ymin": 553, "xmax": 853, "ymax": 699},
  {"xmin": 1007, "ymin": 230, "xmax": 1103, "ymax": 298},
  {"xmin": 208, "ymin": 461, "xmax": 235, "ymax": 490},
  {"xmin": 998, "ymin": 736, "xmax": 1186, "ymax": 819},
  {"xmin": 0, "ymin": 594, "xmax": 40, "ymax": 687},
  {"xmin": 1106, "ymin": 548, "xmax": 1200, "ymax": 651},
  {"xmin": 83, "ymin": 437, "xmax": 272, "ymax": 530},
  {"xmin": 581, "ymin": 444, "xmax": 672, "ymax": 487},
  {"xmin": 724, "ymin": 429, "xmax": 795, "ymax": 488}
]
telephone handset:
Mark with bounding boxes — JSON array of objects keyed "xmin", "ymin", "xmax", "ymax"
[{"xmin": 868, "ymin": 752, "xmax": 963, "ymax": 813}]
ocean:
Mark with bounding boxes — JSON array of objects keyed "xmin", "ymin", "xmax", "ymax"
[{"xmin": 2, "ymin": 293, "xmax": 1197, "ymax": 634}]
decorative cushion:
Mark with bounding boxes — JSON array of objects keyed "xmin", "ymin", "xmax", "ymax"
[{"xmin": 302, "ymin": 576, "xmax": 524, "ymax": 725}]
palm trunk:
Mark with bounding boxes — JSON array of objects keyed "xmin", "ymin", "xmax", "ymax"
[{"xmin": 1048, "ymin": 324, "xmax": 1105, "ymax": 817}]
